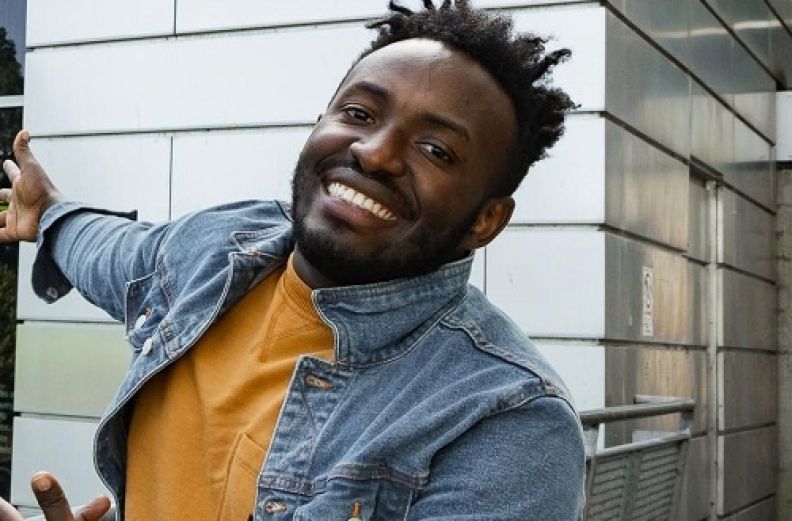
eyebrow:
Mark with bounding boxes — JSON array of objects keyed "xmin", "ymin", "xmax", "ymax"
[
  {"xmin": 422, "ymin": 112, "xmax": 470, "ymax": 142},
  {"xmin": 347, "ymin": 80, "xmax": 390, "ymax": 101},
  {"xmin": 345, "ymin": 80, "xmax": 471, "ymax": 141}
]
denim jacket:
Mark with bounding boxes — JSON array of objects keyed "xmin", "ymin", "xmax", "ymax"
[{"xmin": 32, "ymin": 199, "xmax": 585, "ymax": 521}]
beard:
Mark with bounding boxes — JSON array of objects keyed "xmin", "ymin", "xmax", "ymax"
[{"xmin": 290, "ymin": 159, "xmax": 481, "ymax": 286}]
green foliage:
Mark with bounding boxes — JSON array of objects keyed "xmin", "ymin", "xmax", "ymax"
[
  {"xmin": 0, "ymin": 27, "xmax": 21, "ymax": 96},
  {"xmin": 0, "ymin": 27, "xmax": 22, "ymax": 161},
  {"xmin": 0, "ymin": 259, "xmax": 15, "ymax": 388}
]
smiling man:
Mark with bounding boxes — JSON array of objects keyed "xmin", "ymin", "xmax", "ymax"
[{"xmin": 0, "ymin": 1, "xmax": 583, "ymax": 520}]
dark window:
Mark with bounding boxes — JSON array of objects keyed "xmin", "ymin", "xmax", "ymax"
[
  {"xmin": 0, "ymin": 0, "xmax": 25, "ymax": 96},
  {"xmin": 0, "ymin": 0, "xmax": 23, "ymax": 499}
]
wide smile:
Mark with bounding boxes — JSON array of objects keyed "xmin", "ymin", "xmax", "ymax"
[{"xmin": 325, "ymin": 181, "xmax": 397, "ymax": 221}]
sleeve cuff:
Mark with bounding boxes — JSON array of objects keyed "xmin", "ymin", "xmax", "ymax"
[{"xmin": 32, "ymin": 202, "xmax": 138, "ymax": 303}]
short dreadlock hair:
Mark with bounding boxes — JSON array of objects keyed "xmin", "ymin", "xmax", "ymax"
[{"xmin": 354, "ymin": 0, "xmax": 574, "ymax": 197}]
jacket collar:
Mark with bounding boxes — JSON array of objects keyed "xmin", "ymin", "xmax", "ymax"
[
  {"xmin": 313, "ymin": 255, "xmax": 472, "ymax": 368},
  {"xmin": 233, "ymin": 209, "xmax": 473, "ymax": 369}
]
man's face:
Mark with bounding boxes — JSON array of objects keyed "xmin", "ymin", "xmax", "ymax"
[{"xmin": 292, "ymin": 39, "xmax": 517, "ymax": 286}]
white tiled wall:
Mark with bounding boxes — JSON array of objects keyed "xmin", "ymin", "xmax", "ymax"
[
  {"xmin": 26, "ymin": 0, "xmax": 175, "ymax": 46},
  {"xmin": 171, "ymin": 127, "xmax": 310, "ymax": 217},
  {"xmin": 486, "ymin": 228, "xmax": 607, "ymax": 338},
  {"xmin": 11, "ymin": 417, "xmax": 109, "ymax": 508}
]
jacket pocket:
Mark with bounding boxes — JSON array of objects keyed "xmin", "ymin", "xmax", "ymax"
[
  {"xmin": 292, "ymin": 474, "xmax": 414, "ymax": 521},
  {"xmin": 217, "ymin": 432, "xmax": 267, "ymax": 521}
]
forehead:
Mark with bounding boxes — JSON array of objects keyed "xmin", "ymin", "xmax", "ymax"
[{"xmin": 336, "ymin": 39, "xmax": 517, "ymax": 141}]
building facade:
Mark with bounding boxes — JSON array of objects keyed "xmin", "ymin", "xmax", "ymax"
[{"xmin": 6, "ymin": 0, "xmax": 791, "ymax": 519}]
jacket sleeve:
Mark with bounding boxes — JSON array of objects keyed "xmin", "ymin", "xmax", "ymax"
[
  {"xmin": 406, "ymin": 395, "xmax": 586, "ymax": 521},
  {"xmin": 32, "ymin": 201, "xmax": 173, "ymax": 322}
]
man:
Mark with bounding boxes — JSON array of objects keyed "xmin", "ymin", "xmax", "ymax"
[{"xmin": 0, "ymin": 1, "xmax": 584, "ymax": 519}]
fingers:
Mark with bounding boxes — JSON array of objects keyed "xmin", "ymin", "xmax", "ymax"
[
  {"xmin": 73, "ymin": 496, "xmax": 111, "ymax": 521},
  {"xmin": 0, "ymin": 497, "xmax": 24, "ymax": 521},
  {"xmin": 12, "ymin": 130, "xmax": 36, "ymax": 168},
  {"xmin": 31, "ymin": 472, "xmax": 74, "ymax": 521},
  {"xmin": 0, "ymin": 212, "xmax": 12, "ymax": 244},
  {"xmin": 2, "ymin": 159, "xmax": 20, "ymax": 183}
]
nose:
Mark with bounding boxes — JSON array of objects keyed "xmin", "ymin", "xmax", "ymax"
[{"xmin": 349, "ymin": 126, "xmax": 406, "ymax": 177}]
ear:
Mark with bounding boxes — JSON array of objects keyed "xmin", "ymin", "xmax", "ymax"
[{"xmin": 461, "ymin": 196, "xmax": 515, "ymax": 250}]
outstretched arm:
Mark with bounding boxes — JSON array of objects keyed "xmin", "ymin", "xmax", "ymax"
[{"xmin": 0, "ymin": 130, "xmax": 170, "ymax": 320}]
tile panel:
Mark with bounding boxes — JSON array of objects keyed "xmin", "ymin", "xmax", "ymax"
[
  {"xmin": 14, "ymin": 322, "xmax": 130, "ymax": 417},
  {"xmin": 512, "ymin": 114, "xmax": 606, "ymax": 224},
  {"xmin": 718, "ymin": 426, "xmax": 777, "ymax": 515},
  {"xmin": 24, "ymin": 26, "xmax": 371, "ymax": 135},
  {"xmin": 604, "ymin": 345, "xmax": 707, "ymax": 434},
  {"xmin": 718, "ymin": 268, "xmax": 776, "ymax": 350},
  {"xmin": 11, "ymin": 417, "xmax": 108, "ymax": 508},
  {"xmin": 604, "ymin": 235, "xmax": 704, "ymax": 345},
  {"xmin": 718, "ymin": 350, "xmax": 777, "ymax": 431},
  {"xmin": 27, "ymin": 0, "xmax": 175, "ymax": 47},
  {"xmin": 170, "ymin": 127, "xmax": 311, "ymax": 218},
  {"xmin": 718, "ymin": 188, "xmax": 775, "ymax": 280},
  {"xmin": 603, "ymin": 121, "xmax": 689, "ymax": 249},
  {"xmin": 606, "ymin": 13, "xmax": 691, "ymax": 158},
  {"xmin": 486, "ymin": 228, "xmax": 606, "ymax": 339},
  {"xmin": 534, "ymin": 341, "xmax": 605, "ymax": 412}
]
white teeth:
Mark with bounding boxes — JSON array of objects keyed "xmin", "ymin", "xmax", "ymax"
[{"xmin": 326, "ymin": 182, "xmax": 396, "ymax": 221}]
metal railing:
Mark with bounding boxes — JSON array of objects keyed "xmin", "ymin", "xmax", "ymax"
[{"xmin": 580, "ymin": 395, "xmax": 695, "ymax": 521}]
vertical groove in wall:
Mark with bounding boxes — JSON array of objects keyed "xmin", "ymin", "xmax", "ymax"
[
  {"xmin": 483, "ymin": 247, "xmax": 487, "ymax": 294},
  {"xmin": 173, "ymin": 0, "xmax": 178, "ymax": 35},
  {"xmin": 776, "ymin": 166, "xmax": 792, "ymax": 520},
  {"xmin": 706, "ymin": 180, "xmax": 719, "ymax": 521},
  {"xmin": 168, "ymin": 136, "xmax": 174, "ymax": 220}
]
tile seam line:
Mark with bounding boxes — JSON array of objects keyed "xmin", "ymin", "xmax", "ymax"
[
  {"xmin": 23, "ymin": 1, "xmax": 595, "ymax": 51},
  {"xmin": 24, "ymin": 17, "xmax": 378, "ymax": 51},
  {"xmin": 718, "ymin": 493, "xmax": 777, "ymax": 519},
  {"xmin": 27, "ymin": 122, "xmax": 317, "ymax": 140},
  {"xmin": 718, "ymin": 422, "xmax": 777, "ymax": 437}
]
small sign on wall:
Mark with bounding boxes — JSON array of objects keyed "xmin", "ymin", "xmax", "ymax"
[{"xmin": 641, "ymin": 266, "xmax": 654, "ymax": 337}]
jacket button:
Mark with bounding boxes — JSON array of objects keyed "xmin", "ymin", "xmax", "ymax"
[
  {"xmin": 133, "ymin": 314, "xmax": 147, "ymax": 330},
  {"xmin": 263, "ymin": 500, "xmax": 287, "ymax": 514},
  {"xmin": 304, "ymin": 373, "xmax": 334, "ymax": 390},
  {"xmin": 141, "ymin": 338, "xmax": 153, "ymax": 356}
]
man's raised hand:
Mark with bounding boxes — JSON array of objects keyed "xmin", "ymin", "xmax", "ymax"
[
  {"xmin": 0, "ymin": 472, "xmax": 110, "ymax": 521},
  {"xmin": 0, "ymin": 130, "xmax": 62, "ymax": 243}
]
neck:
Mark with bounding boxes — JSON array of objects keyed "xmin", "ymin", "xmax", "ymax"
[{"xmin": 293, "ymin": 244, "xmax": 338, "ymax": 289}]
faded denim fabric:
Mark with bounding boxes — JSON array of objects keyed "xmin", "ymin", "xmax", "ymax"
[{"xmin": 33, "ymin": 199, "xmax": 585, "ymax": 521}]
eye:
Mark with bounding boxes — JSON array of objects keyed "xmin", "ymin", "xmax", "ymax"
[
  {"xmin": 341, "ymin": 105, "xmax": 374, "ymax": 124},
  {"xmin": 420, "ymin": 142, "xmax": 454, "ymax": 164}
]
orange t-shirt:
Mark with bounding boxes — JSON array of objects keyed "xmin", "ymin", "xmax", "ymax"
[{"xmin": 125, "ymin": 256, "xmax": 333, "ymax": 521}]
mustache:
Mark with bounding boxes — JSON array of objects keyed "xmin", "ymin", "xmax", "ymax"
[{"xmin": 316, "ymin": 156, "xmax": 363, "ymax": 175}]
